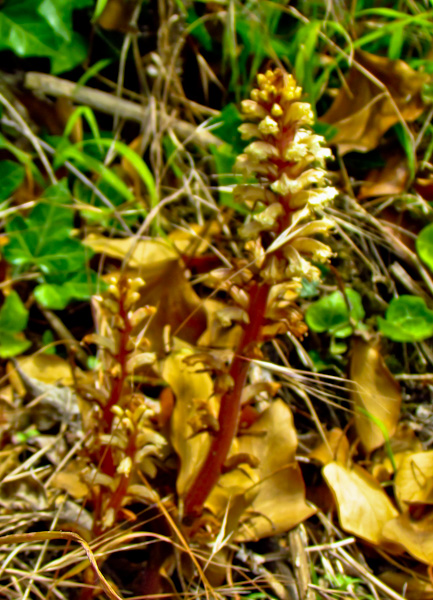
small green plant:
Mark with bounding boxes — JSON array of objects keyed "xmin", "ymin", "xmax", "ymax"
[
  {"xmin": 378, "ymin": 295, "xmax": 433, "ymax": 342},
  {"xmin": 416, "ymin": 222, "xmax": 433, "ymax": 273},
  {"xmin": 305, "ymin": 288, "xmax": 365, "ymax": 353},
  {"xmin": 3, "ymin": 180, "xmax": 100, "ymax": 310}
]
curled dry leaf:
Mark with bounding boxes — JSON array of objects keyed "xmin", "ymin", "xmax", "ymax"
[
  {"xmin": 323, "ymin": 461, "xmax": 398, "ymax": 544},
  {"xmin": 321, "ymin": 50, "xmax": 429, "ymax": 154},
  {"xmin": 394, "ymin": 450, "xmax": 433, "ymax": 507},
  {"xmin": 358, "ymin": 153, "xmax": 410, "ymax": 199},
  {"xmin": 350, "ymin": 338, "xmax": 401, "ymax": 452},
  {"xmin": 162, "ymin": 350, "xmax": 217, "ymax": 496},
  {"xmin": 206, "ymin": 399, "xmax": 315, "ymax": 542},
  {"xmin": 382, "ymin": 511, "xmax": 433, "ymax": 564}
]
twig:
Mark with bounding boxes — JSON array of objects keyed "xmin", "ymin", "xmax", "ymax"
[{"xmin": 24, "ymin": 72, "xmax": 222, "ymax": 148}]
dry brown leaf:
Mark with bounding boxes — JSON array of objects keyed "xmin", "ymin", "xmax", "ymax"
[
  {"xmin": 359, "ymin": 153, "xmax": 410, "ymax": 199},
  {"xmin": 309, "ymin": 428, "xmax": 350, "ymax": 465},
  {"xmin": 394, "ymin": 450, "xmax": 433, "ymax": 507},
  {"xmin": 162, "ymin": 350, "xmax": 217, "ymax": 496},
  {"xmin": 350, "ymin": 338, "xmax": 401, "ymax": 452},
  {"xmin": 16, "ymin": 354, "xmax": 74, "ymax": 386},
  {"xmin": 51, "ymin": 469, "xmax": 89, "ymax": 499},
  {"xmin": 323, "ymin": 461, "xmax": 399, "ymax": 544},
  {"xmin": 209, "ymin": 399, "xmax": 315, "ymax": 541},
  {"xmin": 380, "ymin": 571, "xmax": 433, "ymax": 600},
  {"xmin": 84, "ymin": 235, "xmax": 178, "ymax": 269},
  {"xmin": 321, "ymin": 51, "xmax": 428, "ymax": 154},
  {"xmin": 85, "ymin": 235, "xmax": 207, "ymax": 351},
  {"xmin": 382, "ymin": 511, "xmax": 433, "ymax": 564},
  {"xmin": 198, "ymin": 299, "xmax": 244, "ymax": 350},
  {"xmin": 96, "ymin": 0, "xmax": 138, "ymax": 31}
]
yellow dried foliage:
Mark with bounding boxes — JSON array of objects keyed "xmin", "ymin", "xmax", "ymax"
[
  {"xmin": 350, "ymin": 338, "xmax": 401, "ymax": 452},
  {"xmin": 323, "ymin": 461, "xmax": 398, "ymax": 544},
  {"xmin": 211, "ymin": 400, "xmax": 315, "ymax": 541},
  {"xmin": 162, "ymin": 350, "xmax": 217, "ymax": 496},
  {"xmin": 394, "ymin": 450, "xmax": 433, "ymax": 507},
  {"xmin": 321, "ymin": 51, "xmax": 428, "ymax": 154},
  {"xmin": 382, "ymin": 512, "xmax": 433, "ymax": 564}
]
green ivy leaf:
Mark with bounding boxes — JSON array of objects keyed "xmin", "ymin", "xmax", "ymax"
[
  {"xmin": 34, "ymin": 272, "xmax": 103, "ymax": 310},
  {"xmin": 0, "ymin": 291, "xmax": 29, "ymax": 333},
  {"xmin": 0, "ymin": 0, "xmax": 91, "ymax": 73},
  {"xmin": 416, "ymin": 222, "xmax": 433, "ymax": 273},
  {"xmin": 0, "ymin": 292, "xmax": 31, "ymax": 358},
  {"xmin": 0, "ymin": 333, "xmax": 31, "ymax": 358},
  {"xmin": 3, "ymin": 181, "xmax": 91, "ymax": 276},
  {"xmin": 0, "ymin": 160, "xmax": 26, "ymax": 201},
  {"xmin": 38, "ymin": 0, "xmax": 93, "ymax": 42},
  {"xmin": 305, "ymin": 288, "xmax": 365, "ymax": 338},
  {"xmin": 378, "ymin": 295, "xmax": 433, "ymax": 342}
]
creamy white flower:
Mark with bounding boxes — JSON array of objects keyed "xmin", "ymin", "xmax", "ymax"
[
  {"xmin": 117, "ymin": 456, "xmax": 133, "ymax": 476},
  {"xmin": 258, "ymin": 116, "xmax": 280, "ymax": 136},
  {"xmin": 245, "ymin": 141, "xmax": 279, "ymax": 161},
  {"xmin": 284, "ymin": 102, "xmax": 314, "ymax": 126},
  {"xmin": 254, "ymin": 202, "xmax": 284, "ymax": 226},
  {"xmin": 290, "ymin": 238, "xmax": 334, "ymax": 262},
  {"xmin": 238, "ymin": 123, "xmax": 261, "ymax": 140},
  {"xmin": 241, "ymin": 99, "xmax": 268, "ymax": 119}
]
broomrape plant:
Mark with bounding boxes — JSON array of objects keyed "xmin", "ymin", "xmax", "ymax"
[
  {"xmin": 183, "ymin": 68, "xmax": 337, "ymax": 517},
  {"xmin": 76, "ymin": 68, "xmax": 337, "ymax": 594}
]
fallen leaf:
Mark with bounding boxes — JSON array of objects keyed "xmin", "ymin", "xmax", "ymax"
[
  {"xmin": 208, "ymin": 399, "xmax": 315, "ymax": 541},
  {"xmin": 51, "ymin": 469, "xmax": 89, "ymax": 499},
  {"xmin": 97, "ymin": 0, "xmax": 138, "ymax": 31},
  {"xmin": 382, "ymin": 511, "xmax": 433, "ymax": 564},
  {"xmin": 162, "ymin": 350, "xmax": 217, "ymax": 496},
  {"xmin": 84, "ymin": 235, "xmax": 178, "ymax": 269},
  {"xmin": 310, "ymin": 428, "xmax": 350, "ymax": 465},
  {"xmin": 323, "ymin": 461, "xmax": 398, "ymax": 544},
  {"xmin": 85, "ymin": 235, "xmax": 207, "ymax": 351},
  {"xmin": 359, "ymin": 153, "xmax": 410, "ymax": 199},
  {"xmin": 380, "ymin": 571, "xmax": 433, "ymax": 600},
  {"xmin": 350, "ymin": 338, "xmax": 401, "ymax": 452},
  {"xmin": 321, "ymin": 51, "xmax": 428, "ymax": 154},
  {"xmin": 394, "ymin": 450, "xmax": 433, "ymax": 507},
  {"xmin": 16, "ymin": 354, "xmax": 74, "ymax": 386}
]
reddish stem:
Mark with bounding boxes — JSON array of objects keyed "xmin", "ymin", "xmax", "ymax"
[{"xmin": 183, "ymin": 282, "xmax": 269, "ymax": 517}]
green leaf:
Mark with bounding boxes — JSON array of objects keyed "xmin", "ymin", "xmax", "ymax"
[
  {"xmin": 38, "ymin": 0, "xmax": 93, "ymax": 41},
  {"xmin": 305, "ymin": 288, "xmax": 365, "ymax": 338},
  {"xmin": 378, "ymin": 295, "xmax": 433, "ymax": 342},
  {"xmin": 3, "ymin": 180, "xmax": 91, "ymax": 277},
  {"xmin": 0, "ymin": 333, "xmax": 31, "ymax": 358},
  {"xmin": 0, "ymin": 0, "xmax": 60, "ymax": 57},
  {"xmin": 0, "ymin": 160, "xmax": 26, "ymax": 201},
  {"xmin": 0, "ymin": 291, "xmax": 28, "ymax": 333},
  {"xmin": 34, "ymin": 272, "xmax": 102, "ymax": 310},
  {"xmin": 416, "ymin": 222, "xmax": 433, "ymax": 273},
  {"xmin": 0, "ymin": 291, "xmax": 31, "ymax": 358},
  {"xmin": 0, "ymin": 0, "xmax": 91, "ymax": 73},
  {"xmin": 50, "ymin": 32, "xmax": 88, "ymax": 74}
]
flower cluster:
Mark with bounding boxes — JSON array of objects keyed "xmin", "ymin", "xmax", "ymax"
[{"xmin": 234, "ymin": 69, "xmax": 337, "ymax": 292}]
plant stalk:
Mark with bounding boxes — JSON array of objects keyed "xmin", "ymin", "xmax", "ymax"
[{"xmin": 183, "ymin": 282, "xmax": 269, "ymax": 517}]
